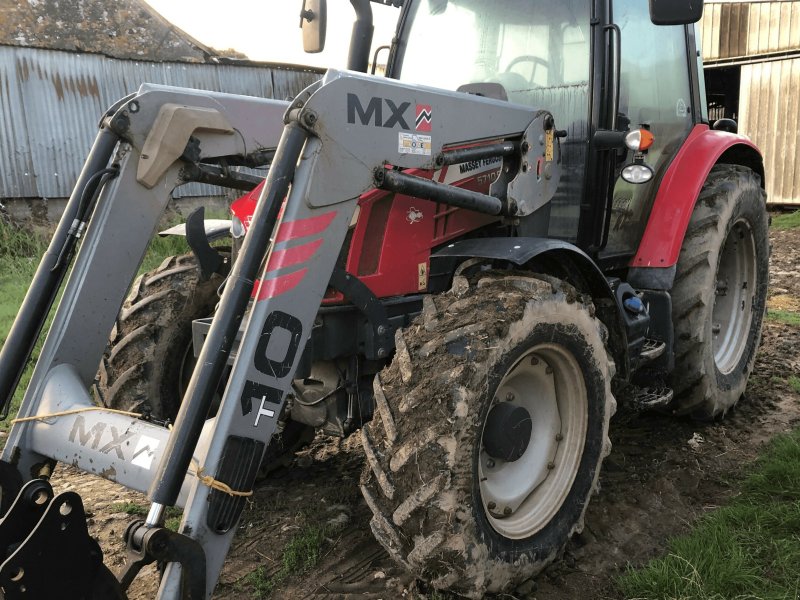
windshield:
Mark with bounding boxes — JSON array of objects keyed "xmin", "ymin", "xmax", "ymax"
[
  {"xmin": 395, "ymin": 0, "xmax": 592, "ymax": 241},
  {"xmin": 396, "ymin": 0, "xmax": 589, "ymax": 104}
]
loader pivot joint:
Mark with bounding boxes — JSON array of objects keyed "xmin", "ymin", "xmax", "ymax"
[{"xmin": 120, "ymin": 521, "xmax": 206, "ymax": 599}]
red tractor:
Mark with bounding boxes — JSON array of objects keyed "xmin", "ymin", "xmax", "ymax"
[{"xmin": 0, "ymin": 0, "xmax": 767, "ymax": 598}]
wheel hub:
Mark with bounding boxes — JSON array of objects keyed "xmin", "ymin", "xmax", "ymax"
[
  {"xmin": 479, "ymin": 346, "xmax": 587, "ymax": 539},
  {"xmin": 483, "ymin": 403, "xmax": 532, "ymax": 462}
]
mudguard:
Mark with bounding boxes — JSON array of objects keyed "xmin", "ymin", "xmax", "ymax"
[
  {"xmin": 631, "ymin": 124, "xmax": 763, "ymax": 275},
  {"xmin": 430, "ymin": 237, "xmax": 631, "ymax": 378}
]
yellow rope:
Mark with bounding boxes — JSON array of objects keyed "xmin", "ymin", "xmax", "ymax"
[
  {"xmin": 11, "ymin": 406, "xmax": 254, "ymax": 497},
  {"xmin": 10, "ymin": 406, "xmax": 142, "ymax": 424},
  {"xmin": 190, "ymin": 460, "xmax": 254, "ymax": 497}
]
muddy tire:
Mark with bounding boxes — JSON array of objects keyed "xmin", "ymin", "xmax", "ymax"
[
  {"xmin": 670, "ymin": 165, "xmax": 769, "ymax": 418},
  {"xmin": 360, "ymin": 274, "xmax": 615, "ymax": 598},
  {"xmin": 97, "ymin": 253, "xmax": 227, "ymax": 419},
  {"xmin": 98, "ymin": 252, "xmax": 314, "ymax": 474}
]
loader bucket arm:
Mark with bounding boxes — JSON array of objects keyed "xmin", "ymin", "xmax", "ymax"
[{"xmin": 0, "ymin": 69, "xmax": 561, "ymax": 599}]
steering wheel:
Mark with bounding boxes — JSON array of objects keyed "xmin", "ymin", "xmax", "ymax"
[{"xmin": 504, "ymin": 55, "xmax": 550, "ymax": 87}]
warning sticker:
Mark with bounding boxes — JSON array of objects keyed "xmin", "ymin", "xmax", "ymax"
[
  {"xmin": 398, "ymin": 132, "xmax": 431, "ymax": 156},
  {"xmin": 545, "ymin": 128, "xmax": 554, "ymax": 162}
]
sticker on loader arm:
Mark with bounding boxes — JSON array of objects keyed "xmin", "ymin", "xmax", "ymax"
[
  {"xmin": 545, "ymin": 128, "xmax": 554, "ymax": 162},
  {"xmin": 399, "ymin": 132, "xmax": 431, "ymax": 156}
]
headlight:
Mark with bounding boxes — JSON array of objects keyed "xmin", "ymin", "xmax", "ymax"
[{"xmin": 230, "ymin": 215, "xmax": 246, "ymax": 238}]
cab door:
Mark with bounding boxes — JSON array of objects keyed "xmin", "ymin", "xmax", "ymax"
[{"xmin": 593, "ymin": 0, "xmax": 698, "ymax": 265}]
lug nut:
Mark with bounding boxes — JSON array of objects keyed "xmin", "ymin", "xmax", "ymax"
[
  {"xmin": 506, "ymin": 392, "xmax": 515, "ymax": 402},
  {"xmin": 531, "ymin": 357, "xmax": 539, "ymax": 365},
  {"xmin": 486, "ymin": 459, "xmax": 495, "ymax": 468},
  {"xmin": 555, "ymin": 433, "xmax": 563, "ymax": 441},
  {"xmin": 487, "ymin": 501, "xmax": 496, "ymax": 510},
  {"xmin": 545, "ymin": 366, "xmax": 553, "ymax": 374},
  {"xmin": 503, "ymin": 507, "xmax": 512, "ymax": 516},
  {"xmin": 547, "ymin": 461, "xmax": 555, "ymax": 470}
]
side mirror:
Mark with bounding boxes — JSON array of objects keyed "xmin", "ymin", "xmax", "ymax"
[
  {"xmin": 301, "ymin": 0, "xmax": 327, "ymax": 54},
  {"xmin": 649, "ymin": 0, "xmax": 703, "ymax": 25}
]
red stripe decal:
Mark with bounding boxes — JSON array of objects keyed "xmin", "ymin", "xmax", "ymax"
[
  {"xmin": 256, "ymin": 269, "xmax": 307, "ymax": 301},
  {"xmin": 265, "ymin": 239, "xmax": 322, "ymax": 273},
  {"xmin": 275, "ymin": 211, "xmax": 336, "ymax": 243}
]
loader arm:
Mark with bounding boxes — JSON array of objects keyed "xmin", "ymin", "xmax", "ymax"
[{"xmin": 0, "ymin": 69, "xmax": 560, "ymax": 599}]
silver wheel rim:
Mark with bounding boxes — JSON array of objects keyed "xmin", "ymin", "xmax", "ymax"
[
  {"xmin": 712, "ymin": 219, "xmax": 757, "ymax": 375},
  {"xmin": 479, "ymin": 344, "xmax": 588, "ymax": 539}
]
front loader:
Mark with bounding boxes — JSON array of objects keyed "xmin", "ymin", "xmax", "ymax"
[{"xmin": 0, "ymin": 0, "xmax": 769, "ymax": 598}]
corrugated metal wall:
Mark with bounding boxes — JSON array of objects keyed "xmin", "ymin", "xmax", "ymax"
[
  {"xmin": 701, "ymin": 1, "xmax": 800, "ymax": 63},
  {"xmin": 0, "ymin": 45, "xmax": 323, "ymax": 199},
  {"xmin": 740, "ymin": 58, "xmax": 800, "ymax": 204}
]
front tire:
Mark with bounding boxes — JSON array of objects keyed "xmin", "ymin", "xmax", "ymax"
[
  {"xmin": 97, "ymin": 253, "xmax": 226, "ymax": 419},
  {"xmin": 670, "ymin": 165, "xmax": 769, "ymax": 418},
  {"xmin": 360, "ymin": 274, "xmax": 615, "ymax": 597}
]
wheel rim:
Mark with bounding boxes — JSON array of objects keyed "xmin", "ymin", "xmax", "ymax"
[
  {"xmin": 479, "ymin": 344, "xmax": 588, "ymax": 540},
  {"xmin": 712, "ymin": 219, "xmax": 757, "ymax": 375}
]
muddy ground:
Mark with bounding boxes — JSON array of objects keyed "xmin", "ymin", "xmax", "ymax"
[{"xmin": 50, "ymin": 224, "xmax": 800, "ymax": 600}]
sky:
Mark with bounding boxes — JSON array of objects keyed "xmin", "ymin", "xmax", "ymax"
[{"xmin": 143, "ymin": 0, "xmax": 400, "ymax": 68}]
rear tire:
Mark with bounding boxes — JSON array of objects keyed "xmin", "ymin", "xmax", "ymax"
[
  {"xmin": 670, "ymin": 165, "xmax": 769, "ymax": 418},
  {"xmin": 360, "ymin": 274, "xmax": 615, "ymax": 597}
]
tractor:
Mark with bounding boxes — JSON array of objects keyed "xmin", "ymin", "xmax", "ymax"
[{"xmin": 0, "ymin": 0, "xmax": 768, "ymax": 598}]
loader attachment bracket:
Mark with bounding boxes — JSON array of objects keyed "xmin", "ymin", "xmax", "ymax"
[{"xmin": 0, "ymin": 484, "xmax": 126, "ymax": 599}]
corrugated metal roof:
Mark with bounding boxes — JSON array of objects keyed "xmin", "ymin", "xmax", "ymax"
[
  {"xmin": 0, "ymin": 45, "xmax": 322, "ymax": 199},
  {"xmin": 701, "ymin": 1, "xmax": 800, "ymax": 64}
]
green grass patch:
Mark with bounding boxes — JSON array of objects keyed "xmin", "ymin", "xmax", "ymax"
[
  {"xmin": 617, "ymin": 429, "xmax": 800, "ymax": 600},
  {"xmin": 240, "ymin": 523, "xmax": 340, "ymax": 598},
  {"xmin": 110, "ymin": 501, "xmax": 149, "ymax": 516},
  {"xmin": 771, "ymin": 210, "xmax": 800, "ymax": 230},
  {"xmin": 788, "ymin": 376, "xmax": 800, "ymax": 394},
  {"xmin": 766, "ymin": 309, "xmax": 800, "ymax": 327}
]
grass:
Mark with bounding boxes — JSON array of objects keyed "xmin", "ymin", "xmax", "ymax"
[
  {"xmin": 788, "ymin": 376, "xmax": 800, "ymax": 394},
  {"xmin": 766, "ymin": 309, "xmax": 800, "ymax": 327},
  {"xmin": 617, "ymin": 429, "xmax": 800, "ymax": 600},
  {"xmin": 240, "ymin": 523, "xmax": 340, "ymax": 598},
  {"xmin": 770, "ymin": 210, "xmax": 800, "ymax": 230}
]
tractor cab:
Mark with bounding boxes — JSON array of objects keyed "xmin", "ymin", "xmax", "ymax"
[{"xmin": 386, "ymin": 0, "xmax": 704, "ymax": 264}]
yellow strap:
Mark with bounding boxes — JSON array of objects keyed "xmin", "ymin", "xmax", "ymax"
[
  {"xmin": 11, "ymin": 407, "xmax": 254, "ymax": 497},
  {"xmin": 10, "ymin": 406, "xmax": 142, "ymax": 424}
]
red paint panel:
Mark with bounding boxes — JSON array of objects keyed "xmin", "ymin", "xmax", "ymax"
[
  {"xmin": 266, "ymin": 239, "xmax": 323, "ymax": 272},
  {"xmin": 256, "ymin": 269, "xmax": 307, "ymax": 301},
  {"xmin": 632, "ymin": 125, "xmax": 761, "ymax": 268},
  {"xmin": 275, "ymin": 211, "xmax": 336, "ymax": 243}
]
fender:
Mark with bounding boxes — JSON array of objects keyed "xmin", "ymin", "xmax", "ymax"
[
  {"xmin": 631, "ymin": 124, "xmax": 763, "ymax": 276},
  {"xmin": 430, "ymin": 237, "xmax": 631, "ymax": 378},
  {"xmin": 158, "ymin": 218, "xmax": 231, "ymax": 241}
]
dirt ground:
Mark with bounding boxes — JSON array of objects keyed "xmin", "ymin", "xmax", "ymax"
[{"xmin": 49, "ymin": 224, "xmax": 800, "ymax": 600}]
